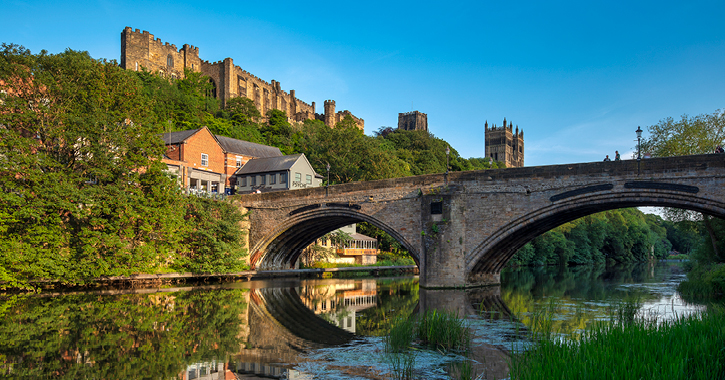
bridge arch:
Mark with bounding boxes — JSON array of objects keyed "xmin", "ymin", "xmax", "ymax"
[
  {"xmin": 468, "ymin": 189, "xmax": 725, "ymax": 278},
  {"xmin": 250, "ymin": 208, "xmax": 420, "ymax": 270}
]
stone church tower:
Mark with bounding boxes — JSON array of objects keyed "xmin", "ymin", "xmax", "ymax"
[{"xmin": 485, "ymin": 118, "xmax": 524, "ymax": 168}]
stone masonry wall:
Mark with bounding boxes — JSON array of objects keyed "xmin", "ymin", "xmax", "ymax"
[{"xmin": 121, "ymin": 27, "xmax": 358, "ymax": 130}]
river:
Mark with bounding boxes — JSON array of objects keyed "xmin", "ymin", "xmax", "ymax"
[{"xmin": 0, "ymin": 262, "xmax": 705, "ymax": 380}]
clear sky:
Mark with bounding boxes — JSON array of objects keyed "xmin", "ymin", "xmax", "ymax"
[{"xmin": 4, "ymin": 0, "xmax": 725, "ymax": 167}]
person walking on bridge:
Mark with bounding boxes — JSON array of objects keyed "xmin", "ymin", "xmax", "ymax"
[
  {"xmin": 603, "ymin": 155, "xmax": 611, "ymax": 161},
  {"xmin": 615, "ymin": 151, "xmax": 621, "ymax": 161}
]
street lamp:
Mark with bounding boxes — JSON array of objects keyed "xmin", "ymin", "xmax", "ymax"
[
  {"xmin": 325, "ymin": 162, "xmax": 330, "ymax": 196},
  {"xmin": 445, "ymin": 145, "xmax": 450, "ymax": 185},
  {"xmin": 635, "ymin": 126, "xmax": 643, "ymax": 175}
]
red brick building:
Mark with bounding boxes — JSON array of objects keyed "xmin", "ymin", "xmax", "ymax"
[{"xmin": 161, "ymin": 127, "xmax": 282, "ymax": 193}]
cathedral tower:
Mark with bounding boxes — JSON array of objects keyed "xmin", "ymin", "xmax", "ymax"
[{"xmin": 484, "ymin": 118, "xmax": 524, "ymax": 168}]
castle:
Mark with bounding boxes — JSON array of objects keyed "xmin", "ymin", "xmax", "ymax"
[
  {"xmin": 397, "ymin": 110, "xmax": 428, "ymax": 132},
  {"xmin": 485, "ymin": 118, "xmax": 524, "ymax": 168},
  {"xmin": 120, "ymin": 27, "xmax": 364, "ymax": 131}
]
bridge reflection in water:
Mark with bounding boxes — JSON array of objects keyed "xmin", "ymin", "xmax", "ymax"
[{"xmin": 226, "ymin": 278, "xmax": 515, "ymax": 380}]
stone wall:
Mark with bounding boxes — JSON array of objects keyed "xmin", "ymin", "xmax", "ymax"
[
  {"xmin": 233, "ymin": 154, "xmax": 725, "ymax": 288},
  {"xmin": 121, "ymin": 27, "xmax": 362, "ymax": 131}
]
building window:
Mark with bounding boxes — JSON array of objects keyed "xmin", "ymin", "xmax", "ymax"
[
  {"xmin": 295, "ymin": 172, "xmax": 301, "ymax": 182},
  {"xmin": 135, "ymin": 62, "xmax": 138, "ymax": 71},
  {"xmin": 280, "ymin": 172, "xmax": 287, "ymax": 184},
  {"xmin": 270, "ymin": 173, "xmax": 276, "ymax": 184},
  {"xmin": 167, "ymin": 54, "xmax": 173, "ymax": 68},
  {"xmin": 201, "ymin": 153, "xmax": 208, "ymax": 167},
  {"xmin": 306, "ymin": 174, "xmax": 312, "ymax": 185},
  {"xmin": 236, "ymin": 157, "xmax": 242, "ymax": 167},
  {"xmin": 240, "ymin": 177, "xmax": 247, "ymax": 187},
  {"xmin": 260, "ymin": 175, "xmax": 266, "ymax": 185},
  {"xmin": 251, "ymin": 176, "xmax": 256, "ymax": 186}
]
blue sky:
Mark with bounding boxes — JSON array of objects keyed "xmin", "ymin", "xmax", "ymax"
[{"xmin": 4, "ymin": 0, "xmax": 725, "ymax": 167}]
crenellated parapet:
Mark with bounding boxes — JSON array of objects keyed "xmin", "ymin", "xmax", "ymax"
[{"xmin": 121, "ymin": 27, "xmax": 362, "ymax": 129}]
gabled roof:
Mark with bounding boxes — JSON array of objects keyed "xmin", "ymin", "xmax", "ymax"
[
  {"xmin": 235, "ymin": 153, "xmax": 317, "ymax": 176},
  {"xmin": 161, "ymin": 129, "xmax": 201, "ymax": 144},
  {"xmin": 215, "ymin": 135, "xmax": 283, "ymax": 158}
]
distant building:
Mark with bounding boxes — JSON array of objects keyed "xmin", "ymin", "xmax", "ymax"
[
  {"xmin": 234, "ymin": 153, "xmax": 323, "ymax": 193},
  {"xmin": 120, "ymin": 27, "xmax": 364, "ymax": 131},
  {"xmin": 397, "ymin": 110, "xmax": 428, "ymax": 132},
  {"xmin": 485, "ymin": 118, "xmax": 524, "ymax": 168}
]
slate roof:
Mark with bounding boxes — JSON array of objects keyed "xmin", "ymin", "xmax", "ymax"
[
  {"xmin": 350, "ymin": 233, "xmax": 377, "ymax": 242},
  {"xmin": 235, "ymin": 154, "xmax": 306, "ymax": 175},
  {"xmin": 215, "ymin": 135, "xmax": 282, "ymax": 158},
  {"xmin": 161, "ymin": 129, "xmax": 201, "ymax": 144}
]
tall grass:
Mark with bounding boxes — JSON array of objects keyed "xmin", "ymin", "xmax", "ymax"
[
  {"xmin": 509, "ymin": 306, "xmax": 725, "ymax": 380},
  {"xmin": 417, "ymin": 310, "xmax": 472, "ymax": 352},
  {"xmin": 383, "ymin": 317, "xmax": 416, "ymax": 380},
  {"xmin": 382, "ymin": 310, "xmax": 474, "ymax": 379}
]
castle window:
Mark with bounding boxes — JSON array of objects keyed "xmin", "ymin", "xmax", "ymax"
[
  {"xmin": 135, "ymin": 62, "xmax": 138, "ymax": 71},
  {"xmin": 167, "ymin": 54, "xmax": 173, "ymax": 68}
]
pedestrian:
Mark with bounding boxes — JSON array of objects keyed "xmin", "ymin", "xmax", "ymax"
[
  {"xmin": 615, "ymin": 151, "xmax": 621, "ymax": 161},
  {"xmin": 603, "ymin": 155, "xmax": 611, "ymax": 161},
  {"xmin": 716, "ymin": 145, "xmax": 724, "ymax": 154}
]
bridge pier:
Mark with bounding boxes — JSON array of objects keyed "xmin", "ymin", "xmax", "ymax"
[{"xmin": 419, "ymin": 191, "xmax": 501, "ymax": 288}]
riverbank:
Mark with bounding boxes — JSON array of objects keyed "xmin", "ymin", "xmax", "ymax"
[
  {"xmin": 509, "ymin": 308, "xmax": 725, "ymax": 380},
  {"xmin": 15, "ymin": 265, "xmax": 419, "ymax": 292}
]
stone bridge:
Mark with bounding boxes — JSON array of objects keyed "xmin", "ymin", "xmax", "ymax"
[{"xmin": 233, "ymin": 154, "xmax": 725, "ymax": 288}]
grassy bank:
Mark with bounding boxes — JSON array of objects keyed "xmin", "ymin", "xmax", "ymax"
[{"xmin": 509, "ymin": 307, "xmax": 725, "ymax": 380}]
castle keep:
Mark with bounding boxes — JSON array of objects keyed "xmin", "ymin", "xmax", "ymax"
[
  {"xmin": 397, "ymin": 110, "xmax": 428, "ymax": 132},
  {"xmin": 485, "ymin": 118, "xmax": 524, "ymax": 168},
  {"xmin": 120, "ymin": 27, "xmax": 364, "ymax": 131}
]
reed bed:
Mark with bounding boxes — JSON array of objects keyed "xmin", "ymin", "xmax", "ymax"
[
  {"xmin": 383, "ymin": 310, "xmax": 474, "ymax": 379},
  {"xmin": 509, "ymin": 307, "xmax": 725, "ymax": 380}
]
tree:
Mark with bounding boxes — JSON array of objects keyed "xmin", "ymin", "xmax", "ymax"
[
  {"xmin": 639, "ymin": 110, "xmax": 725, "ymax": 157},
  {"xmin": 639, "ymin": 109, "xmax": 725, "ymax": 263}
]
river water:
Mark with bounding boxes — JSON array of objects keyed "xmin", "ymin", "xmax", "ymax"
[{"xmin": 0, "ymin": 262, "xmax": 705, "ymax": 380}]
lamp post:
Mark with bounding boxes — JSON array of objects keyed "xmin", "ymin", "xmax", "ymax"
[
  {"xmin": 445, "ymin": 145, "xmax": 450, "ymax": 185},
  {"xmin": 636, "ymin": 126, "xmax": 643, "ymax": 175},
  {"xmin": 325, "ymin": 162, "xmax": 330, "ymax": 197}
]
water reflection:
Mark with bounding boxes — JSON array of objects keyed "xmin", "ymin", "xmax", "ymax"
[{"xmin": 0, "ymin": 263, "xmax": 707, "ymax": 379}]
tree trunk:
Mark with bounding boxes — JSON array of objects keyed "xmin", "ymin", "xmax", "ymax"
[{"xmin": 702, "ymin": 214, "xmax": 721, "ymax": 261}]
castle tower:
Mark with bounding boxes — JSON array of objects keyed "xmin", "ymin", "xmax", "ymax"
[
  {"xmin": 324, "ymin": 100, "xmax": 336, "ymax": 127},
  {"xmin": 397, "ymin": 111, "xmax": 428, "ymax": 132},
  {"xmin": 484, "ymin": 118, "xmax": 524, "ymax": 168}
]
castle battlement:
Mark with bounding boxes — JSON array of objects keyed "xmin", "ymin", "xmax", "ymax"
[{"xmin": 121, "ymin": 27, "xmax": 363, "ymax": 131}]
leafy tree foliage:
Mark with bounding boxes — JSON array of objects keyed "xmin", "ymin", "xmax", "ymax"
[
  {"xmin": 639, "ymin": 110, "xmax": 725, "ymax": 157},
  {"xmin": 0, "ymin": 45, "xmax": 247, "ymax": 289},
  {"xmin": 509, "ymin": 209, "xmax": 671, "ymax": 267}
]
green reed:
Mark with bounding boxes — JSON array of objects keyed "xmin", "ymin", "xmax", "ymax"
[
  {"xmin": 383, "ymin": 310, "xmax": 475, "ymax": 379},
  {"xmin": 383, "ymin": 316, "xmax": 417, "ymax": 380},
  {"xmin": 417, "ymin": 310, "xmax": 472, "ymax": 353},
  {"xmin": 509, "ymin": 306, "xmax": 725, "ymax": 380}
]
